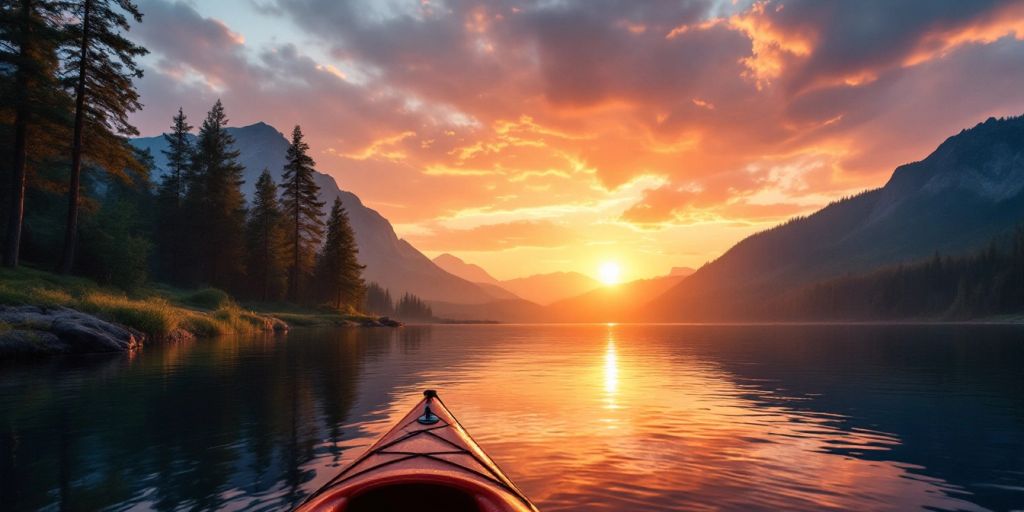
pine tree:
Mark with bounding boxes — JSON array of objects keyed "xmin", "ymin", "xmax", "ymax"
[
  {"xmin": 58, "ymin": 0, "xmax": 147, "ymax": 274},
  {"xmin": 364, "ymin": 283, "xmax": 394, "ymax": 315},
  {"xmin": 280, "ymin": 125, "xmax": 324, "ymax": 302},
  {"xmin": 189, "ymin": 100, "xmax": 246, "ymax": 291},
  {"xmin": 1, "ymin": 0, "xmax": 68, "ymax": 267},
  {"xmin": 155, "ymin": 108, "xmax": 192, "ymax": 282},
  {"xmin": 246, "ymin": 170, "xmax": 288, "ymax": 301},
  {"xmin": 160, "ymin": 108, "xmax": 191, "ymax": 203},
  {"xmin": 314, "ymin": 197, "xmax": 365, "ymax": 310},
  {"xmin": 396, "ymin": 293, "xmax": 432, "ymax": 320},
  {"xmin": 77, "ymin": 148, "xmax": 152, "ymax": 291}
]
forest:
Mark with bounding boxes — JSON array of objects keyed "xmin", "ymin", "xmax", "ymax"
[
  {"xmin": 0, "ymin": 0, "xmax": 424, "ymax": 317},
  {"xmin": 782, "ymin": 228, "xmax": 1024, "ymax": 320}
]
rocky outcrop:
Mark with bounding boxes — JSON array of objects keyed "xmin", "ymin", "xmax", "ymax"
[
  {"xmin": 377, "ymin": 317, "xmax": 403, "ymax": 327},
  {"xmin": 343, "ymin": 316, "xmax": 403, "ymax": 327},
  {"xmin": 0, "ymin": 306, "xmax": 143, "ymax": 357}
]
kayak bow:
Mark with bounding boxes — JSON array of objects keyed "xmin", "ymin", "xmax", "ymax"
[{"xmin": 296, "ymin": 390, "xmax": 539, "ymax": 512}]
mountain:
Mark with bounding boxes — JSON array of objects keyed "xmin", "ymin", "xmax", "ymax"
[
  {"xmin": 433, "ymin": 253, "xmax": 502, "ymax": 285},
  {"xmin": 132, "ymin": 122, "xmax": 498, "ymax": 304},
  {"xmin": 547, "ymin": 274, "xmax": 688, "ymax": 322},
  {"xmin": 499, "ymin": 271, "xmax": 601, "ymax": 305},
  {"xmin": 647, "ymin": 115, "xmax": 1024, "ymax": 320},
  {"xmin": 432, "ymin": 252, "xmax": 604, "ymax": 306},
  {"xmin": 431, "ymin": 253, "xmax": 520, "ymax": 301},
  {"xmin": 670, "ymin": 267, "xmax": 695, "ymax": 277}
]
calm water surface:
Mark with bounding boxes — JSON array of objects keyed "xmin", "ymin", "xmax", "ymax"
[{"xmin": 1, "ymin": 324, "xmax": 1023, "ymax": 511}]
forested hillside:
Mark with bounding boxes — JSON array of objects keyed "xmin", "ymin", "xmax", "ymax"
[{"xmin": 648, "ymin": 116, "xmax": 1024, "ymax": 321}]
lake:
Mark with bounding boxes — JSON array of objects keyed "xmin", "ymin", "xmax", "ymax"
[{"xmin": 1, "ymin": 324, "xmax": 1022, "ymax": 511}]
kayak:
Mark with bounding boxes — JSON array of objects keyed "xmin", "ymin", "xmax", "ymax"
[{"xmin": 296, "ymin": 390, "xmax": 539, "ymax": 512}]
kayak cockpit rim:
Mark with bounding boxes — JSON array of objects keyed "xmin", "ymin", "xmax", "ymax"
[{"xmin": 296, "ymin": 390, "xmax": 539, "ymax": 512}]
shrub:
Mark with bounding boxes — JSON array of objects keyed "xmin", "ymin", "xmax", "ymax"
[
  {"xmin": 180, "ymin": 313, "xmax": 229, "ymax": 337},
  {"xmin": 185, "ymin": 288, "xmax": 233, "ymax": 311}
]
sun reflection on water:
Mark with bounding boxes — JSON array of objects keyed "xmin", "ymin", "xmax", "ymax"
[
  {"xmin": 603, "ymin": 332, "xmax": 618, "ymax": 400},
  {"xmin": 4, "ymin": 325, "xmax": 1019, "ymax": 512},
  {"xmin": 355, "ymin": 325, "xmax": 995, "ymax": 512}
]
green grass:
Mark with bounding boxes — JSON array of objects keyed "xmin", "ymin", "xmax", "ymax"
[
  {"xmin": 78, "ymin": 293, "xmax": 181, "ymax": 336},
  {"xmin": 0, "ymin": 266, "xmax": 286, "ymax": 339},
  {"xmin": 184, "ymin": 288, "xmax": 233, "ymax": 310}
]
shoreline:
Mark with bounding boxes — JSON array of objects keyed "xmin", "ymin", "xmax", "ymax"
[{"xmin": 0, "ymin": 266, "xmax": 400, "ymax": 358}]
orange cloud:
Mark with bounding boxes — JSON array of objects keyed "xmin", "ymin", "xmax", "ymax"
[
  {"xmin": 131, "ymin": 0, "xmax": 1024, "ymax": 278},
  {"xmin": 343, "ymin": 131, "xmax": 416, "ymax": 161},
  {"xmin": 406, "ymin": 220, "xmax": 577, "ymax": 251},
  {"xmin": 904, "ymin": 3, "xmax": 1024, "ymax": 67}
]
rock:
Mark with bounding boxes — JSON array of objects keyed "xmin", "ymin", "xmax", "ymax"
[
  {"xmin": 269, "ymin": 316, "xmax": 289, "ymax": 332},
  {"xmin": 0, "ymin": 305, "xmax": 143, "ymax": 357},
  {"xmin": 349, "ymin": 316, "xmax": 403, "ymax": 327},
  {"xmin": 379, "ymin": 317, "xmax": 403, "ymax": 327},
  {"xmin": 0, "ymin": 305, "xmax": 56, "ymax": 330},
  {"xmin": 0, "ymin": 329, "xmax": 67, "ymax": 355}
]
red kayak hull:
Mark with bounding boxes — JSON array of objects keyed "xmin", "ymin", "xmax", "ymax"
[{"xmin": 296, "ymin": 391, "xmax": 538, "ymax": 512}]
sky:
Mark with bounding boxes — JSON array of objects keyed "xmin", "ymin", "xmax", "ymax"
[{"xmin": 127, "ymin": 0, "xmax": 1024, "ymax": 281}]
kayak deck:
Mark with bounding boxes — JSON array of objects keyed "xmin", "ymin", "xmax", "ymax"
[{"xmin": 296, "ymin": 390, "xmax": 538, "ymax": 512}]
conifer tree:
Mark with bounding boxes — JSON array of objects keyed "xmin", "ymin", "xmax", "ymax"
[
  {"xmin": 160, "ymin": 108, "xmax": 191, "ymax": 202},
  {"xmin": 58, "ymin": 0, "xmax": 147, "ymax": 274},
  {"xmin": 280, "ymin": 125, "xmax": 324, "ymax": 302},
  {"xmin": 155, "ymin": 108, "xmax": 192, "ymax": 282},
  {"xmin": 396, "ymin": 293, "xmax": 432, "ymax": 320},
  {"xmin": 246, "ymin": 169, "xmax": 288, "ymax": 301},
  {"xmin": 1, "ymin": 0, "xmax": 68, "ymax": 267},
  {"xmin": 364, "ymin": 283, "xmax": 394, "ymax": 315},
  {"xmin": 314, "ymin": 197, "xmax": 364, "ymax": 310},
  {"xmin": 189, "ymin": 100, "xmax": 246, "ymax": 290},
  {"xmin": 78, "ymin": 147, "xmax": 152, "ymax": 291}
]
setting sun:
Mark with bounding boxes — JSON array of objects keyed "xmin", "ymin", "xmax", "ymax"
[{"xmin": 598, "ymin": 261, "xmax": 622, "ymax": 286}]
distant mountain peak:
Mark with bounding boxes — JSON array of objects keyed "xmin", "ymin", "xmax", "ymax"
[
  {"xmin": 432, "ymin": 253, "xmax": 502, "ymax": 286},
  {"xmin": 434, "ymin": 253, "xmax": 466, "ymax": 265},
  {"xmin": 236, "ymin": 121, "xmax": 282, "ymax": 135},
  {"xmin": 648, "ymin": 113, "xmax": 1024, "ymax": 321},
  {"xmin": 500, "ymin": 271, "xmax": 600, "ymax": 305}
]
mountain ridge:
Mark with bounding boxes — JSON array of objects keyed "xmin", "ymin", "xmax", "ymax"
[
  {"xmin": 645, "ymin": 114, "xmax": 1024, "ymax": 321},
  {"xmin": 498, "ymin": 271, "xmax": 601, "ymax": 306},
  {"xmin": 431, "ymin": 253, "xmax": 603, "ymax": 306},
  {"xmin": 132, "ymin": 122, "xmax": 499, "ymax": 305},
  {"xmin": 432, "ymin": 253, "xmax": 503, "ymax": 286}
]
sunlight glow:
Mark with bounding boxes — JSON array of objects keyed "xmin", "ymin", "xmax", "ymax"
[
  {"xmin": 604, "ymin": 339, "xmax": 618, "ymax": 397},
  {"xmin": 598, "ymin": 261, "xmax": 622, "ymax": 285}
]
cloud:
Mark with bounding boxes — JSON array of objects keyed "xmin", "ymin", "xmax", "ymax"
[
  {"xmin": 128, "ymin": 0, "xmax": 1024, "ymax": 277},
  {"xmin": 405, "ymin": 220, "xmax": 577, "ymax": 251},
  {"xmin": 731, "ymin": 0, "xmax": 1024, "ymax": 93}
]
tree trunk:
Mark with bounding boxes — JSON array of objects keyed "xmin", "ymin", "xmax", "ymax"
[
  {"xmin": 59, "ymin": 0, "xmax": 92, "ymax": 274},
  {"xmin": 262, "ymin": 221, "xmax": 270, "ymax": 301},
  {"xmin": 3, "ymin": 0, "xmax": 35, "ymax": 268},
  {"xmin": 291, "ymin": 194, "xmax": 300, "ymax": 302}
]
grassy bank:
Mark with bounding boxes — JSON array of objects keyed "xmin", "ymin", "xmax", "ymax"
[
  {"xmin": 0, "ymin": 266, "xmax": 286, "ymax": 339},
  {"xmin": 243, "ymin": 301, "xmax": 392, "ymax": 327}
]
